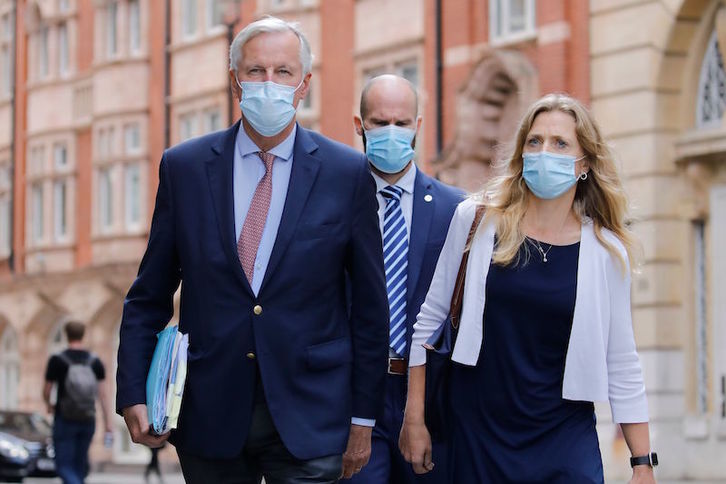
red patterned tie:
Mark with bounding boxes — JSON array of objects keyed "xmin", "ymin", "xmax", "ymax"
[{"xmin": 237, "ymin": 152, "xmax": 275, "ymax": 283}]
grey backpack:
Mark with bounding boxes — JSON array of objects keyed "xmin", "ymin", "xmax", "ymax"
[{"xmin": 57, "ymin": 352, "xmax": 98, "ymax": 421}]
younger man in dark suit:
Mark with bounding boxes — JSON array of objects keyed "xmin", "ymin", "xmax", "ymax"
[{"xmin": 346, "ymin": 75, "xmax": 464, "ymax": 483}]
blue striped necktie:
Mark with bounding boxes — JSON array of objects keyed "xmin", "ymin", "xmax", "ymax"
[{"xmin": 381, "ymin": 185, "xmax": 408, "ymax": 356}]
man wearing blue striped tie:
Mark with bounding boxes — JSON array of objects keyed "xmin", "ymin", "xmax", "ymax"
[{"xmin": 347, "ymin": 75, "xmax": 464, "ymax": 484}]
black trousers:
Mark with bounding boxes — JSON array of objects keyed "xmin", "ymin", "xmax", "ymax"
[{"xmin": 177, "ymin": 376, "xmax": 342, "ymax": 484}]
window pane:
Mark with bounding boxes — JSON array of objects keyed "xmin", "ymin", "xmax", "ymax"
[
  {"xmin": 1, "ymin": 47, "xmax": 10, "ymax": 95},
  {"xmin": 0, "ymin": 195, "xmax": 10, "ymax": 254},
  {"xmin": 509, "ymin": 0, "xmax": 526, "ymax": 33},
  {"xmin": 124, "ymin": 123, "xmax": 141, "ymax": 153},
  {"xmin": 59, "ymin": 0, "xmax": 70, "ymax": 13},
  {"xmin": 0, "ymin": 165, "xmax": 8, "ymax": 190},
  {"xmin": 363, "ymin": 66, "xmax": 386, "ymax": 81},
  {"xmin": 204, "ymin": 110, "xmax": 221, "ymax": 132},
  {"xmin": 107, "ymin": 127, "xmax": 115, "ymax": 157},
  {"xmin": 207, "ymin": 0, "xmax": 223, "ymax": 29},
  {"xmin": 59, "ymin": 23, "xmax": 69, "ymax": 74},
  {"xmin": 398, "ymin": 61, "xmax": 419, "ymax": 87},
  {"xmin": 179, "ymin": 114, "xmax": 197, "ymax": 141},
  {"xmin": 98, "ymin": 130, "xmax": 105, "ymax": 158},
  {"xmin": 54, "ymin": 143, "xmax": 68, "ymax": 169},
  {"xmin": 54, "ymin": 180, "xmax": 68, "ymax": 239},
  {"xmin": 694, "ymin": 221, "xmax": 708, "ymax": 414},
  {"xmin": 98, "ymin": 128, "xmax": 115, "ymax": 159},
  {"xmin": 697, "ymin": 31, "xmax": 726, "ymax": 127},
  {"xmin": 1, "ymin": 14, "xmax": 10, "ymax": 42},
  {"xmin": 39, "ymin": 27, "xmax": 49, "ymax": 78},
  {"xmin": 98, "ymin": 168, "xmax": 113, "ymax": 230},
  {"xmin": 129, "ymin": 0, "xmax": 141, "ymax": 52},
  {"xmin": 183, "ymin": 0, "xmax": 198, "ymax": 37},
  {"xmin": 35, "ymin": 147, "xmax": 45, "ymax": 173},
  {"xmin": 491, "ymin": 0, "xmax": 503, "ymax": 38},
  {"xmin": 107, "ymin": 2, "xmax": 118, "ymax": 57},
  {"xmin": 125, "ymin": 164, "xmax": 141, "ymax": 228},
  {"xmin": 0, "ymin": 328, "xmax": 20, "ymax": 410},
  {"xmin": 32, "ymin": 184, "xmax": 43, "ymax": 241}
]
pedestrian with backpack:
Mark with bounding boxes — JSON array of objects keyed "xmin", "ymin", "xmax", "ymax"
[{"xmin": 43, "ymin": 320, "xmax": 112, "ymax": 484}]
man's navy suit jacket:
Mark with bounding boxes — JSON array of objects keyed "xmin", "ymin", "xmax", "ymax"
[
  {"xmin": 402, "ymin": 170, "xmax": 464, "ymax": 359},
  {"xmin": 116, "ymin": 122, "xmax": 389, "ymax": 460}
]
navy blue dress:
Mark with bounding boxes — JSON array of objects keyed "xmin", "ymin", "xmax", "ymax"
[{"xmin": 448, "ymin": 239, "xmax": 604, "ymax": 483}]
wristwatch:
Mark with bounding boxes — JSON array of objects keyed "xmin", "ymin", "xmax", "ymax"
[{"xmin": 630, "ymin": 452, "xmax": 658, "ymax": 468}]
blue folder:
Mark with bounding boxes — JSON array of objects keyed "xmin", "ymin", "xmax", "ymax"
[{"xmin": 146, "ymin": 325, "xmax": 188, "ymax": 435}]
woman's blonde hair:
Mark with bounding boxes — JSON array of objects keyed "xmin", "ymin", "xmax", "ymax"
[{"xmin": 475, "ymin": 93, "xmax": 638, "ymax": 272}]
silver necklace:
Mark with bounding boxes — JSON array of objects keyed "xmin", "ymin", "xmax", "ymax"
[{"xmin": 531, "ymin": 238, "xmax": 553, "ymax": 262}]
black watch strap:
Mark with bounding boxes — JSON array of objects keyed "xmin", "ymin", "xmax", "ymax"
[{"xmin": 630, "ymin": 452, "xmax": 658, "ymax": 468}]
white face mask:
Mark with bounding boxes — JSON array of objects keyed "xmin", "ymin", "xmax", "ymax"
[{"xmin": 237, "ymin": 78, "xmax": 304, "ymax": 137}]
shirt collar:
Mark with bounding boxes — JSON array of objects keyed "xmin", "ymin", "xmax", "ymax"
[
  {"xmin": 236, "ymin": 122, "xmax": 297, "ymax": 162},
  {"xmin": 371, "ymin": 162, "xmax": 417, "ymax": 195}
]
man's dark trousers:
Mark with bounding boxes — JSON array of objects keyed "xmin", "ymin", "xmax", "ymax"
[
  {"xmin": 53, "ymin": 415, "xmax": 95, "ymax": 484},
  {"xmin": 177, "ymin": 373, "xmax": 341, "ymax": 484},
  {"xmin": 342, "ymin": 169, "xmax": 464, "ymax": 484},
  {"xmin": 343, "ymin": 373, "xmax": 449, "ymax": 484}
]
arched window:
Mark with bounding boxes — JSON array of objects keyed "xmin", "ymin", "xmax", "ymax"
[
  {"xmin": 47, "ymin": 321, "xmax": 67, "ymax": 357},
  {"xmin": 0, "ymin": 327, "xmax": 20, "ymax": 409},
  {"xmin": 696, "ymin": 30, "xmax": 726, "ymax": 128}
]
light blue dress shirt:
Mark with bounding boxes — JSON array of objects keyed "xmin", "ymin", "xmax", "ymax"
[
  {"xmin": 233, "ymin": 125, "xmax": 296, "ymax": 296},
  {"xmin": 233, "ymin": 124, "xmax": 374, "ymax": 428}
]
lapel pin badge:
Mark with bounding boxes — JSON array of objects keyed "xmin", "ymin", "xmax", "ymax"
[{"xmin": 424, "ymin": 194, "xmax": 433, "ymax": 202}]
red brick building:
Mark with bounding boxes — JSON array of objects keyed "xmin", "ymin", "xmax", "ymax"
[{"xmin": 0, "ymin": 0, "xmax": 592, "ymax": 466}]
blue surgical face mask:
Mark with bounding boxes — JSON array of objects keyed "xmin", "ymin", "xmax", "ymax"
[
  {"xmin": 237, "ymin": 79, "xmax": 303, "ymax": 137},
  {"xmin": 522, "ymin": 151, "xmax": 586, "ymax": 200},
  {"xmin": 363, "ymin": 125, "xmax": 416, "ymax": 174}
]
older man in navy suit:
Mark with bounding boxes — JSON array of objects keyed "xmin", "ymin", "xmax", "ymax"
[
  {"xmin": 344, "ymin": 75, "xmax": 464, "ymax": 484},
  {"xmin": 116, "ymin": 17, "xmax": 389, "ymax": 484}
]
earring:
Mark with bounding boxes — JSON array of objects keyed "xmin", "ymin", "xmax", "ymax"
[{"xmin": 579, "ymin": 172, "xmax": 588, "ymax": 181}]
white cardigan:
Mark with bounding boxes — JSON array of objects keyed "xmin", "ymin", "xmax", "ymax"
[{"xmin": 410, "ymin": 199, "xmax": 649, "ymax": 424}]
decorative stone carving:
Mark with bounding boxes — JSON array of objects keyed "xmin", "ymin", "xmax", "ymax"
[{"xmin": 432, "ymin": 49, "xmax": 538, "ymax": 193}]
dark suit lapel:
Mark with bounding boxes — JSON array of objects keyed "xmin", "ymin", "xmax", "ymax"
[
  {"xmin": 407, "ymin": 169, "xmax": 434, "ymax": 308},
  {"xmin": 259, "ymin": 126, "xmax": 321, "ymax": 293},
  {"xmin": 205, "ymin": 121, "xmax": 254, "ymax": 295}
]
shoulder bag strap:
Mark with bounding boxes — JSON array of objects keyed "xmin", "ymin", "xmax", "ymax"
[{"xmin": 449, "ymin": 205, "xmax": 486, "ymax": 330}]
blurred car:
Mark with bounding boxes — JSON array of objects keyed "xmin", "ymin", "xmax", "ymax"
[
  {"xmin": 0, "ymin": 430, "xmax": 31, "ymax": 482},
  {"xmin": 0, "ymin": 411, "xmax": 56, "ymax": 482}
]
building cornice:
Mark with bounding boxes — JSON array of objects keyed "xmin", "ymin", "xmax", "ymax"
[{"xmin": 0, "ymin": 260, "xmax": 139, "ymax": 294}]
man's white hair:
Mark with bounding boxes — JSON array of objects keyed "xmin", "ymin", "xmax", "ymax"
[{"xmin": 229, "ymin": 16, "xmax": 313, "ymax": 76}]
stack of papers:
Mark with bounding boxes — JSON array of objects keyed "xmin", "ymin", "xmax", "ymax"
[{"xmin": 146, "ymin": 325, "xmax": 189, "ymax": 435}]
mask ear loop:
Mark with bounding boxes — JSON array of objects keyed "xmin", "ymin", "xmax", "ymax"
[
  {"xmin": 576, "ymin": 154, "xmax": 588, "ymax": 181},
  {"xmin": 293, "ymin": 76, "xmax": 305, "ymax": 92}
]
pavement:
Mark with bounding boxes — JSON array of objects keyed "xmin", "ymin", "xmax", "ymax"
[
  {"xmin": 14, "ymin": 473, "xmax": 185, "ymax": 484},
  {"xmin": 12, "ymin": 476, "xmax": 726, "ymax": 483}
]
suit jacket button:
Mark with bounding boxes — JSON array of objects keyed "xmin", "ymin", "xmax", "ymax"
[
  {"xmin": 246, "ymin": 352, "xmax": 256, "ymax": 360},
  {"xmin": 253, "ymin": 305, "xmax": 263, "ymax": 315}
]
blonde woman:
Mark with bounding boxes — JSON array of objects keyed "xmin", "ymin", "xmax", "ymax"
[{"xmin": 399, "ymin": 94, "xmax": 656, "ymax": 483}]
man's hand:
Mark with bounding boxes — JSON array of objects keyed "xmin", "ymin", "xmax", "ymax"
[
  {"xmin": 341, "ymin": 424, "xmax": 372, "ymax": 479},
  {"xmin": 399, "ymin": 418, "xmax": 434, "ymax": 474},
  {"xmin": 122, "ymin": 404, "xmax": 169, "ymax": 448}
]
